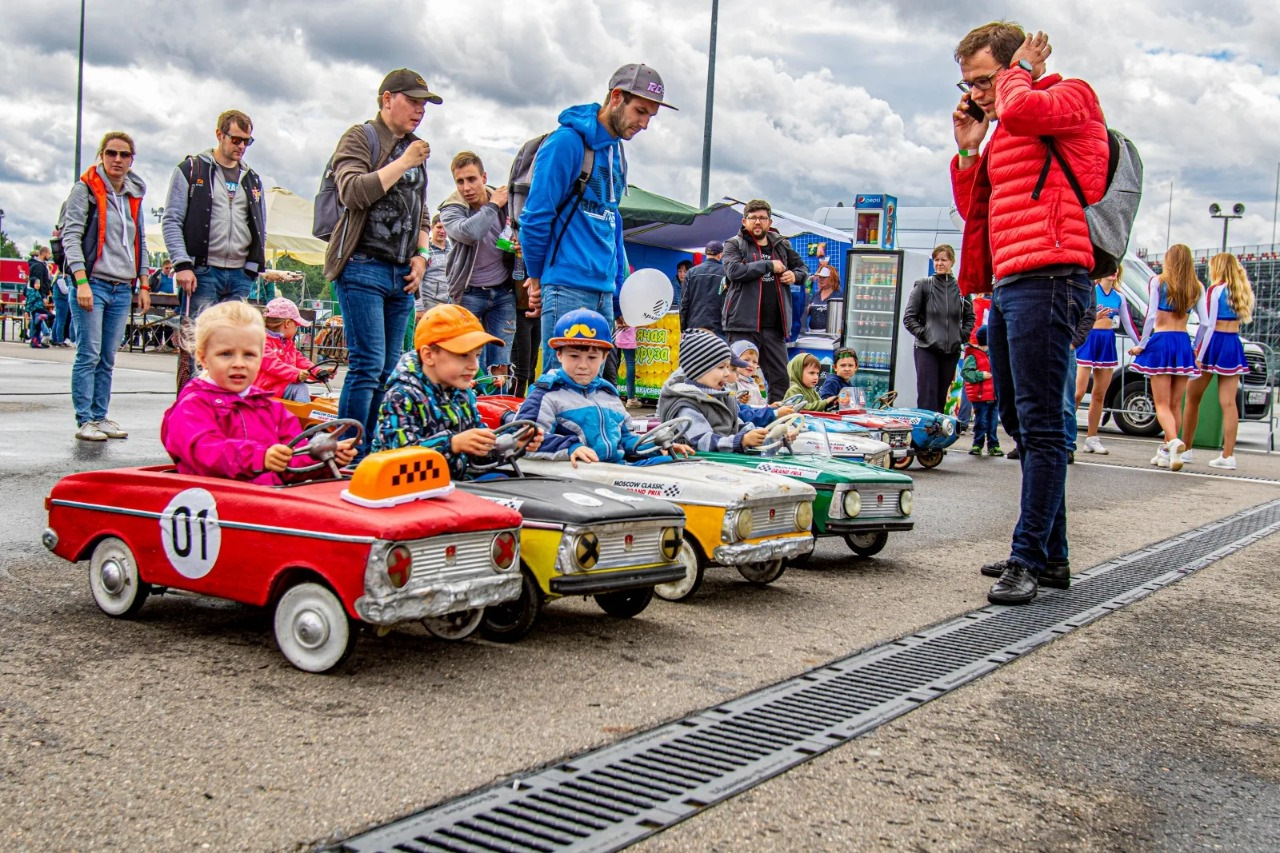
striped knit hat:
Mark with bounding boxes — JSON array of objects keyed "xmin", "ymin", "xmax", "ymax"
[{"xmin": 679, "ymin": 331, "xmax": 746, "ymax": 382}]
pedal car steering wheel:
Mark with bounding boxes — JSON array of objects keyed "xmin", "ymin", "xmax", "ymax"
[
  {"xmin": 760, "ymin": 412, "xmax": 804, "ymax": 452},
  {"xmin": 286, "ymin": 418, "xmax": 364, "ymax": 479},
  {"xmin": 308, "ymin": 358, "xmax": 341, "ymax": 384},
  {"xmin": 468, "ymin": 419, "xmax": 540, "ymax": 474},
  {"xmin": 874, "ymin": 390, "xmax": 898, "ymax": 409},
  {"xmin": 779, "ymin": 394, "xmax": 807, "ymax": 410},
  {"xmin": 634, "ymin": 417, "xmax": 692, "ymax": 457}
]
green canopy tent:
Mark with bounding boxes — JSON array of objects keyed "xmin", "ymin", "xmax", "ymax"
[{"xmin": 620, "ymin": 185, "xmax": 700, "ymax": 231}]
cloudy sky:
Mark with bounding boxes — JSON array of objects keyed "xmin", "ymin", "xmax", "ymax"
[{"xmin": 2, "ymin": 0, "xmax": 1278, "ymax": 260}]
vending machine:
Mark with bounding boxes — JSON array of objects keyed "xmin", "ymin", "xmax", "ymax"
[{"xmin": 842, "ymin": 248, "xmax": 931, "ymax": 405}]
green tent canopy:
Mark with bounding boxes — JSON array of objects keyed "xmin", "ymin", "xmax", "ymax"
[{"xmin": 620, "ymin": 185, "xmax": 700, "ymax": 230}]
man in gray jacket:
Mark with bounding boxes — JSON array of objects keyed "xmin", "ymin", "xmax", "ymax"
[
  {"xmin": 162, "ymin": 109, "xmax": 268, "ymax": 389},
  {"xmin": 439, "ymin": 151, "xmax": 514, "ymax": 373}
]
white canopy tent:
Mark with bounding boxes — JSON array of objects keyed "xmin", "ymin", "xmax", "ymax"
[
  {"xmin": 622, "ymin": 197, "xmax": 851, "ymax": 252},
  {"xmin": 148, "ymin": 186, "xmax": 327, "ymax": 267}
]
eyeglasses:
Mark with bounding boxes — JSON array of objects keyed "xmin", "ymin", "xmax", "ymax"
[
  {"xmin": 956, "ymin": 68, "xmax": 1001, "ymax": 94},
  {"xmin": 744, "ymin": 214, "xmax": 771, "ymax": 222},
  {"xmin": 223, "ymin": 134, "xmax": 254, "ymax": 147},
  {"xmin": 103, "ymin": 149, "xmax": 134, "ymax": 159}
]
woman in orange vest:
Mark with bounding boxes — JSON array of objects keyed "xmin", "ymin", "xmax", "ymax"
[{"xmin": 61, "ymin": 131, "xmax": 150, "ymax": 442}]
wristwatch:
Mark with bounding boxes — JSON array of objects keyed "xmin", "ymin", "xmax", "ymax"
[{"xmin": 1015, "ymin": 59, "xmax": 1033, "ymax": 74}]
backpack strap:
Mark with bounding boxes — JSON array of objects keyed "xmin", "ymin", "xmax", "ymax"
[
  {"xmin": 547, "ymin": 133, "xmax": 596, "ymax": 267},
  {"xmin": 1031, "ymin": 136, "xmax": 1087, "ymax": 208},
  {"xmin": 362, "ymin": 121, "xmax": 382, "ymax": 169}
]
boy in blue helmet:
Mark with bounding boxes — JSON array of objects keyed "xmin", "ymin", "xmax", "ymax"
[{"xmin": 518, "ymin": 307, "xmax": 692, "ymax": 466}]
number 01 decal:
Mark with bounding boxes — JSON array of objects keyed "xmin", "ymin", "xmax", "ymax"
[{"xmin": 160, "ymin": 488, "xmax": 222, "ymax": 579}]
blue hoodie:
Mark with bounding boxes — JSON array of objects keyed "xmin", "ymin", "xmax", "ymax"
[
  {"xmin": 520, "ymin": 104, "xmax": 628, "ymax": 295},
  {"xmin": 517, "ymin": 368, "xmax": 642, "ymax": 463}
]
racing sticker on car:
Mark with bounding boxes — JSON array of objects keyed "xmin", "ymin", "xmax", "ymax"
[
  {"xmin": 755, "ymin": 461, "xmax": 822, "ymax": 479},
  {"xmin": 308, "ymin": 409, "xmax": 338, "ymax": 422},
  {"xmin": 613, "ymin": 479, "xmax": 680, "ymax": 499},
  {"xmin": 478, "ymin": 495, "xmax": 523, "ymax": 511},
  {"xmin": 159, "ymin": 488, "xmax": 222, "ymax": 579}
]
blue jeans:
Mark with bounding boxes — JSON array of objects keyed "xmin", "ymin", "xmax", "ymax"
[
  {"xmin": 179, "ymin": 266, "xmax": 254, "ymax": 379},
  {"xmin": 539, "ymin": 284, "xmax": 614, "ymax": 375},
  {"xmin": 52, "ymin": 288, "xmax": 75, "ymax": 344},
  {"xmin": 621, "ymin": 348, "xmax": 636, "ymax": 398},
  {"xmin": 988, "ymin": 273, "xmax": 1090, "ymax": 571},
  {"xmin": 972, "ymin": 400, "xmax": 999, "ymax": 448},
  {"xmin": 1064, "ymin": 348, "xmax": 1079, "ymax": 450},
  {"xmin": 71, "ymin": 278, "xmax": 133, "ymax": 425},
  {"xmin": 459, "ymin": 285, "xmax": 517, "ymax": 373},
  {"xmin": 335, "ymin": 254, "xmax": 415, "ymax": 455}
]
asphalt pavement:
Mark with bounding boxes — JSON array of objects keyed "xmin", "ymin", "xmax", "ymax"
[{"xmin": 1, "ymin": 341, "xmax": 1278, "ymax": 852}]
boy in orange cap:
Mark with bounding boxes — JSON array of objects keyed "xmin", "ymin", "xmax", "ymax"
[{"xmin": 372, "ymin": 304, "xmax": 541, "ymax": 477}]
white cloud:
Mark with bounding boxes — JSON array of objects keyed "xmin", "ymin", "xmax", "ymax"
[{"xmin": 1, "ymin": 0, "xmax": 1277, "ymax": 258}]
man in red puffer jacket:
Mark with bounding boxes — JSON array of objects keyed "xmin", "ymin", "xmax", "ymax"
[{"xmin": 951, "ymin": 21, "xmax": 1107, "ymax": 606}]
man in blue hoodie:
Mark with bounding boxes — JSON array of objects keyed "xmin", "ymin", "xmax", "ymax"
[{"xmin": 521, "ymin": 64, "xmax": 676, "ymax": 374}]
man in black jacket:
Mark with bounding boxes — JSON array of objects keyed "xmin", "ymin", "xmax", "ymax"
[
  {"xmin": 902, "ymin": 243, "xmax": 974, "ymax": 412},
  {"xmin": 679, "ymin": 240, "xmax": 726, "ymax": 338},
  {"xmin": 721, "ymin": 200, "xmax": 807, "ymax": 402}
]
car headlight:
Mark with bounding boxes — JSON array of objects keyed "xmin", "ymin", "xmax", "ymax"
[
  {"xmin": 660, "ymin": 527, "xmax": 681, "ymax": 561},
  {"xmin": 387, "ymin": 543, "xmax": 413, "ymax": 588},
  {"xmin": 726, "ymin": 509, "xmax": 754, "ymax": 542},
  {"xmin": 941, "ymin": 418, "xmax": 955, "ymax": 436},
  {"xmin": 843, "ymin": 490, "xmax": 862, "ymax": 518},
  {"xmin": 572, "ymin": 532, "xmax": 600, "ymax": 569},
  {"xmin": 795, "ymin": 502, "xmax": 813, "ymax": 531},
  {"xmin": 899, "ymin": 489, "xmax": 914, "ymax": 516},
  {"xmin": 491, "ymin": 531, "xmax": 518, "ymax": 571}
]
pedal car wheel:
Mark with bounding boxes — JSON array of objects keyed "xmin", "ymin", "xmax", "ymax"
[
  {"xmin": 479, "ymin": 569, "xmax": 541, "ymax": 643},
  {"xmin": 89, "ymin": 537, "xmax": 151, "ymax": 617},
  {"xmin": 422, "ymin": 608, "xmax": 483, "ymax": 641},
  {"xmin": 844, "ymin": 530, "xmax": 889, "ymax": 557},
  {"xmin": 595, "ymin": 587, "xmax": 654, "ymax": 619},
  {"xmin": 654, "ymin": 539, "xmax": 705, "ymax": 602},
  {"xmin": 737, "ymin": 559, "xmax": 787, "ymax": 585},
  {"xmin": 274, "ymin": 582, "xmax": 357, "ymax": 673},
  {"xmin": 915, "ymin": 449, "xmax": 945, "ymax": 468},
  {"xmin": 891, "ymin": 454, "xmax": 914, "ymax": 470}
]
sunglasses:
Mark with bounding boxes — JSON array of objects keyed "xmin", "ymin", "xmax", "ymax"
[
  {"xmin": 223, "ymin": 133, "xmax": 254, "ymax": 147},
  {"xmin": 103, "ymin": 149, "xmax": 134, "ymax": 159}
]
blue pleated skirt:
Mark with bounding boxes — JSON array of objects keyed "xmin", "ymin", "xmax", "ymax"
[
  {"xmin": 1076, "ymin": 328, "xmax": 1118, "ymax": 368},
  {"xmin": 1133, "ymin": 331, "xmax": 1199, "ymax": 377},
  {"xmin": 1199, "ymin": 332, "xmax": 1249, "ymax": 376}
]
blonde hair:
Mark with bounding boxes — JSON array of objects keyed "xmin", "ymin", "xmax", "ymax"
[
  {"xmin": 186, "ymin": 301, "xmax": 265, "ymax": 365},
  {"xmin": 1158, "ymin": 244, "xmax": 1201, "ymax": 316},
  {"xmin": 1209, "ymin": 252, "xmax": 1254, "ymax": 324},
  {"xmin": 263, "ymin": 315, "xmax": 290, "ymax": 333}
]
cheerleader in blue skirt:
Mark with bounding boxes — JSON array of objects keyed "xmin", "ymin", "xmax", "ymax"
[
  {"xmin": 1180, "ymin": 252, "xmax": 1254, "ymax": 470},
  {"xmin": 1127, "ymin": 244, "xmax": 1203, "ymax": 470},
  {"xmin": 1075, "ymin": 267, "xmax": 1139, "ymax": 454}
]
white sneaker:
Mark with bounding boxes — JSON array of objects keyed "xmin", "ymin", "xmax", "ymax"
[
  {"xmin": 1083, "ymin": 436, "xmax": 1108, "ymax": 455},
  {"xmin": 96, "ymin": 419, "xmax": 128, "ymax": 439},
  {"xmin": 76, "ymin": 422, "xmax": 107, "ymax": 441},
  {"xmin": 1166, "ymin": 439, "xmax": 1185, "ymax": 472},
  {"xmin": 1209, "ymin": 455, "xmax": 1237, "ymax": 470},
  {"xmin": 1152, "ymin": 446, "xmax": 1170, "ymax": 468},
  {"xmin": 1180, "ymin": 449, "xmax": 1195, "ymax": 464}
]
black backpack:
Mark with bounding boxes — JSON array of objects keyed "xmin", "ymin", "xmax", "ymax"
[
  {"xmin": 313, "ymin": 123, "xmax": 380, "ymax": 241},
  {"xmin": 506, "ymin": 129, "xmax": 595, "ymax": 266}
]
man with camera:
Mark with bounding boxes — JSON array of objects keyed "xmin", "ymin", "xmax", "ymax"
[{"xmin": 950, "ymin": 22, "xmax": 1108, "ymax": 605}]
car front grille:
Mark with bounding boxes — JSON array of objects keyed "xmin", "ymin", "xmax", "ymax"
[
  {"xmin": 855, "ymin": 488, "xmax": 907, "ymax": 519},
  {"xmin": 748, "ymin": 501, "xmax": 803, "ymax": 538},
  {"xmin": 568, "ymin": 521, "xmax": 678, "ymax": 572},
  {"xmin": 884, "ymin": 429, "xmax": 911, "ymax": 448},
  {"xmin": 1242, "ymin": 351, "xmax": 1268, "ymax": 386},
  {"xmin": 406, "ymin": 531, "xmax": 498, "ymax": 586}
]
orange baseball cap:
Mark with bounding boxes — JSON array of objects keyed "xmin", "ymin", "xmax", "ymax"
[{"xmin": 414, "ymin": 304, "xmax": 503, "ymax": 354}]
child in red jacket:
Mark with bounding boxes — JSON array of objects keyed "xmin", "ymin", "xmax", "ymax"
[
  {"xmin": 961, "ymin": 325, "xmax": 1001, "ymax": 456},
  {"xmin": 258, "ymin": 297, "xmax": 325, "ymax": 401}
]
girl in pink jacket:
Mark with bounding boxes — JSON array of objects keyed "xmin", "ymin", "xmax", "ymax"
[
  {"xmin": 161, "ymin": 301, "xmax": 355, "ymax": 485},
  {"xmin": 258, "ymin": 297, "xmax": 323, "ymax": 401}
]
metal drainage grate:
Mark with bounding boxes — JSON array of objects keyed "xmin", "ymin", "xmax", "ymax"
[{"xmin": 326, "ymin": 498, "xmax": 1280, "ymax": 853}]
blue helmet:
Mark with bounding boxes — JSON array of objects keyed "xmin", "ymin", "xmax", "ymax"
[{"xmin": 549, "ymin": 308, "xmax": 614, "ymax": 350}]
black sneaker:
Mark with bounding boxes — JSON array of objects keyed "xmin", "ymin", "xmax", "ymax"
[
  {"xmin": 1067, "ymin": 450, "xmax": 1075, "ymax": 465},
  {"xmin": 988, "ymin": 561, "xmax": 1037, "ymax": 605},
  {"xmin": 981, "ymin": 557, "xmax": 1069, "ymax": 585},
  {"xmin": 1006, "ymin": 447, "xmax": 1020, "ymax": 460}
]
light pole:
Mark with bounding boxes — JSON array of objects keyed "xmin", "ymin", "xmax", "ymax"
[
  {"xmin": 698, "ymin": 0, "xmax": 719, "ymax": 209},
  {"xmin": 1209, "ymin": 202, "xmax": 1244, "ymax": 254},
  {"xmin": 74, "ymin": 0, "xmax": 86, "ymax": 176}
]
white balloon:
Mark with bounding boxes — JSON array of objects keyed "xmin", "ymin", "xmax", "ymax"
[{"xmin": 618, "ymin": 268, "xmax": 674, "ymax": 326}]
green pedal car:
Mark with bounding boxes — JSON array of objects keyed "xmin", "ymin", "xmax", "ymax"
[{"xmin": 696, "ymin": 414, "xmax": 915, "ymax": 558}]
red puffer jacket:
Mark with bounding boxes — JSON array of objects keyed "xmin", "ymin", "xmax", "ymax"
[{"xmin": 951, "ymin": 70, "xmax": 1108, "ymax": 296}]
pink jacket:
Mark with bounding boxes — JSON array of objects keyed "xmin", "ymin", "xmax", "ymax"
[
  {"xmin": 161, "ymin": 377, "xmax": 307, "ymax": 485},
  {"xmin": 257, "ymin": 332, "xmax": 316, "ymax": 396}
]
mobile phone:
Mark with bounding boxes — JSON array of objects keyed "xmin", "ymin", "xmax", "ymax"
[{"xmin": 964, "ymin": 96, "xmax": 986, "ymax": 123}]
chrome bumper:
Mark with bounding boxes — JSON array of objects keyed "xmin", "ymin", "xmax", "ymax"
[
  {"xmin": 713, "ymin": 535, "xmax": 813, "ymax": 565},
  {"xmin": 355, "ymin": 574, "xmax": 522, "ymax": 625}
]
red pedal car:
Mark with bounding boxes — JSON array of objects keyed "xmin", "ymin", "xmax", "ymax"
[{"xmin": 42, "ymin": 420, "xmax": 523, "ymax": 672}]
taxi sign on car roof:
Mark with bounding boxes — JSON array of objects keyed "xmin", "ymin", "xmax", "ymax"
[{"xmin": 341, "ymin": 447, "xmax": 454, "ymax": 508}]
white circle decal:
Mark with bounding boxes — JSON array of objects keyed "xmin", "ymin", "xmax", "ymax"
[{"xmin": 159, "ymin": 488, "xmax": 222, "ymax": 579}]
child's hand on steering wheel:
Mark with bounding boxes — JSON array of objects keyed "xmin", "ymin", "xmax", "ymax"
[
  {"xmin": 670, "ymin": 442, "xmax": 695, "ymax": 458},
  {"xmin": 742, "ymin": 428, "xmax": 768, "ymax": 449},
  {"xmin": 264, "ymin": 444, "xmax": 292, "ymax": 473},
  {"xmin": 774, "ymin": 405, "xmax": 795, "ymax": 417},
  {"xmin": 333, "ymin": 438, "xmax": 358, "ymax": 467}
]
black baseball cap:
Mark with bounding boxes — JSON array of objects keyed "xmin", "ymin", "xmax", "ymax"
[
  {"xmin": 608, "ymin": 63, "xmax": 677, "ymax": 110},
  {"xmin": 379, "ymin": 69, "xmax": 443, "ymax": 104}
]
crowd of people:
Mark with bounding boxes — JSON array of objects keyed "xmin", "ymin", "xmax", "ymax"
[{"xmin": 15, "ymin": 22, "xmax": 1263, "ymax": 614}]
